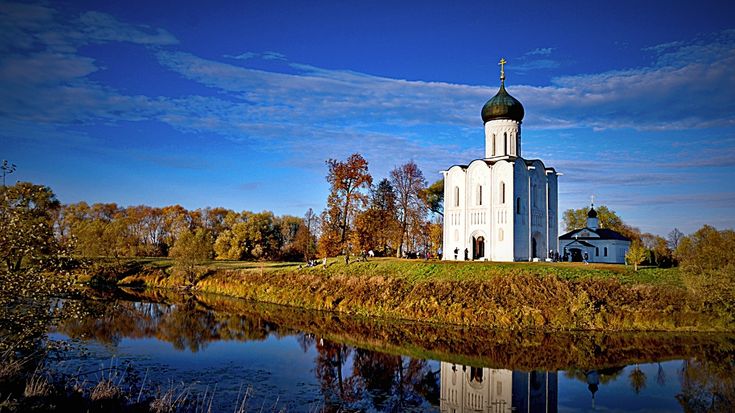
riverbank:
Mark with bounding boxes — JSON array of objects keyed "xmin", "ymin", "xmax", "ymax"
[{"xmin": 112, "ymin": 257, "xmax": 733, "ymax": 332}]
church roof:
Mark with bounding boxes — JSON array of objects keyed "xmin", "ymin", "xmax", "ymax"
[
  {"xmin": 481, "ymin": 81, "xmax": 525, "ymax": 123},
  {"xmin": 559, "ymin": 227, "xmax": 631, "ymax": 241},
  {"xmin": 566, "ymin": 239, "xmax": 596, "ymax": 248}
]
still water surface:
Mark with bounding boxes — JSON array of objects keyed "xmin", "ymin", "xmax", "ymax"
[{"xmin": 48, "ymin": 290, "xmax": 733, "ymax": 412}]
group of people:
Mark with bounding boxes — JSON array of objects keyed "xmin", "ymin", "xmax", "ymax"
[
  {"xmin": 453, "ymin": 247, "xmax": 470, "ymax": 261},
  {"xmin": 298, "ymin": 257, "xmax": 328, "ymax": 270}
]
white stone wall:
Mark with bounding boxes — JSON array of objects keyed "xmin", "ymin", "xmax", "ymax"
[
  {"xmin": 546, "ymin": 172, "xmax": 559, "ymax": 256},
  {"xmin": 442, "ymin": 157, "xmax": 558, "ymax": 262},
  {"xmin": 559, "ymin": 238, "xmax": 630, "ymax": 264},
  {"xmin": 440, "ymin": 362, "xmax": 513, "ymax": 413},
  {"xmin": 467, "ymin": 160, "xmax": 492, "ymax": 260},
  {"xmin": 528, "ymin": 160, "xmax": 548, "ymax": 259},
  {"xmin": 443, "ymin": 166, "xmax": 467, "ymax": 260},
  {"xmin": 484, "ymin": 119, "xmax": 521, "ymax": 158},
  {"xmin": 513, "ymin": 160, "xmax": 529, "ymax": 260},
  {"xmin": 491, "ymin": 160, "xmax": 514, "ymax": 261}
]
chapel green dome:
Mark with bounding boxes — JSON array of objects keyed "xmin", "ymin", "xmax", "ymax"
[{"xmin": 481, "ymin": 81, "xmax": 525, "ymax": 123}]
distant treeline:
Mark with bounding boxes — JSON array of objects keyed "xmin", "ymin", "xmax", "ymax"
[{"xmin": 56, "ymin": 202, "xmax": 314, "ymax": 262}]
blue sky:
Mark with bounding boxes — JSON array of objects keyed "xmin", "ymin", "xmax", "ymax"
[{"xmin": 2, "ymin": 0, "xmax": 734, "ymax": 235}]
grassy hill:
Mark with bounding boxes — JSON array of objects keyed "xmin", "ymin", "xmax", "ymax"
[{"xmin": 109, "ymin": 257, "xmax": 735, "ymax": 332}]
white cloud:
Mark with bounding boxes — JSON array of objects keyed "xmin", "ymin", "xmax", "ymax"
[
  {"xmin": 261, "ymin": 51, "xmax": 286, "ymax": 61},
  {"xmin": 525, "ymin": 47, "xmax": 554, "ymax": 56},
  {"xmin": 77, "ymin": 11, "xmax": 178, "ymax": 46},
  {"xmin": 224, "ymin": 52, "xmax": 257, "ymax": 60}
]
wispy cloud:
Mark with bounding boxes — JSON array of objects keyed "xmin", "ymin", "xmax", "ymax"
[
  {"xmin": 224, "ymin": 52, "xmax": 256, "ymax": 60},
  {"xmin": 261, "ymin": 51, "xmax": 286, "ymax": 61},
  {"xmin": 526, "ymin": 47, "xmax": 554, "ymax": 56}
]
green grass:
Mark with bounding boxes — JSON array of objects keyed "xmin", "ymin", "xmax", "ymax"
[
  {"xmin": 219, "ymin": 256, "xmax": 682, "ymax": 286},
  {"xmin": 110, "ymin": 255, "xmax": 682, "ymax": 287}
]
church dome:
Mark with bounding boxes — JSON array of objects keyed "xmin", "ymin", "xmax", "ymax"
[
  {"xmin": 587, "ymin": 206, "xmax": 598, "ymax": 218},
  {"xmin": 481, "ymin": 82, "xmax": 525, "ymax": 123}
]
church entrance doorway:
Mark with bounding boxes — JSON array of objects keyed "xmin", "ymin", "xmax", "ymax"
[
  {"xmin": 531, "ymin": 238, "xmax": 537, "ymax": 259},
  {"xmin": 570, "ymin": 248, "xmax": 583, "ymax": 262},
  {"xmin": 472, "ymin": 236, "xmax": 485, "ymax": 260}
]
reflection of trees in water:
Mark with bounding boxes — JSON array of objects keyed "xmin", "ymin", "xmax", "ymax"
[
  {"xmin": 677, "ymin": 358, "xmax": 735, "ymax": 411},
  {"xmin": 629, "ymin": 365, "xmax": 647, "ymax": 394},
  {"xmin": 53, "ymin": 291, "xmax": 734, "ymax": 411},
  {"xmin": 312, "ymin": 338, "xmax": 439, "ymax": 411},
  {"xmin": 57, "ymin": 296, "xmax": 286, "ymax": 352},
  {"xmin": 155, "ymin": 299, "xmax": 218, "ymax": 351},
  {"xmin": 314, "ymin": 340, "xmax": 355, "ymax": 407}
]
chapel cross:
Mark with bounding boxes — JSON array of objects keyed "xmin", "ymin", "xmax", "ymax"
[
  {"xmin": 590, "ymin": 195, "xmax": 595, "ymax": 207},
  {"xmin": 499, "ymin": 58, "xmax": 507, "ymax": 81}
]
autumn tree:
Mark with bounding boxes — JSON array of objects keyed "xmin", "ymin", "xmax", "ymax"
[
  {"xmin": 641, "ymin": 232, "xmax": 672, "ymax": 267},
  {"xmin": 213, "ymin": 211, "xmax": 285, "ymax": 260},
  {"xmin": 626, "ymin": 240, "xmax": 647, "ymax": 271},
  {"xmin": 1, "ymin": 182, "xmax": 75, "ymax": 351},
  {"xmin": 161, "ymin": 205, "xmax": 193, "ymax": 251},
  {"xmin": 428, "ymin": 219, "xmax": 443, "ymax": 257},
  {"xmin": 169, "ymin": 228, "xmax": 213, "ymax": 284},
  {"xmin": 352, "ymin": 179, "xmax": 400, "ymax": 255},
  {"xmin": 294, "ymin": 208, "xmax": 319, "ymax": 261},
  {"xmin": 422, "ymin": 178, "xmax": 444, "ymax": 217},
  {"xmin": 390, "ymin": 161, "xmax": 427, "ymax": 257},
  {"xmin": 0, "ymin": 182, "xmax": 60, "ymax": 272},
  {"xmin": 675, "ymin": 225, "xmax": 735, "ymax": 315},
  {"xmin": 277, "ymin": 214, "xmax": 305, "ymax": 261},
  {"xmin": 319, "ymin": 154, "xmax": 372, "ymax": 256},
  {"xmin": 200, "ymin": 207, "xmax": 232, "ymax": 241}
]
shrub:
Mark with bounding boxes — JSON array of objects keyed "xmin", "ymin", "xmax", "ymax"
[{"xmin": 676, "ymin": 225, "xmax": 735, "ymax": 318}]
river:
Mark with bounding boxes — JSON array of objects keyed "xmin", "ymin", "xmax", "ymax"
[{"xmin": 46, "ymin": 289, "xmax": 734, "ymax": 412}]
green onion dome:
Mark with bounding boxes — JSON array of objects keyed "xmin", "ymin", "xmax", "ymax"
[{"xmin": 481, "ymin": 81, "xmax": 525, "ymax": 123}]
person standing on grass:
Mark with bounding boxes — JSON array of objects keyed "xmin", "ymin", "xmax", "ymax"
[{"xmin": 454, "ymin": 247, "xmax": 459, "ymax": 260}]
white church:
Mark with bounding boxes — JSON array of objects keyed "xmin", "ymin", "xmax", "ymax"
[
  {"xmin": 559, "ymin": 204, "xmax": 632, "ymax": 263},
  {"xmin": 440, "ymin": 362, "xmax": 558, "ymax": 413},
  {"xmin": 442, "ymin": 59, "xmax": 560, "ymax": 262}
]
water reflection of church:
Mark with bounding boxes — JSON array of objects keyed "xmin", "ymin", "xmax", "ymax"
[{"xmin": 440, "ymin": 362, "xmax": 557, "ymax": 413}]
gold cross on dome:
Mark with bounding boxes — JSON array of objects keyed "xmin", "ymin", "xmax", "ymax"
[
  {"xmin": 590, "ymin": 194, "xmax": 595, "ymax": 206},
  {"xmin": 499, "ymin": 58, "xmax": 507, "ymax": 81}
]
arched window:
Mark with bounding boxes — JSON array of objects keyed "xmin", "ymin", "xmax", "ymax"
[
  {"xmin": 470, "ymin": 367, "xmax": 483, "ymax": 383},
  {"xmin": 492, "ymin": 134, "xmax": 496, "ymax": 156},
  {"xmin": 500, "ymin": 182, "xmax": 506, "ymax": 204},
  {"xmin": 604, "ymin": 247, "xmax": 608, "ymax": 257},
  {"xmin": 454, "ymin": 186, "xmax": 460, "ymax": 207},
  {"xmin": 498, "ymin": 228, "xmax": 504, "ymax": 241},
  {"xmin": 503, "ymin": 132, "xmax": 508, "ymax": 154},
  {"xmin": 516, "ymin": 197, "xmax": 521, "ymax": 214},
  {"xmin": 477, "ymin": 185, "xmax": 483, "ymax": 206},
  {"xmin": 596, "ymin": 247, "xmax": 599, "ymax": 256}
]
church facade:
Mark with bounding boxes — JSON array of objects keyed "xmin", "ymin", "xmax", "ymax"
[
  {"xmin": 559, "ymin": 205, "xmax": 631, "ymax": 263},
  {"xmin": 440, "ymin": 362, "xmax": 558, "ymax": 413},
  {"xmin": 442, "ymin": 60, "xmax": 560, "ymax": 262}
]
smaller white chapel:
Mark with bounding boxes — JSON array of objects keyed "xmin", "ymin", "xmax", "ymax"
[
  {"xmin": 558, "ymin": 204, "xmax": 631, "ymax": 263},
  {"xmin": 442, "ymin": 59, "xmax": 560, "ymax": 262}
]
